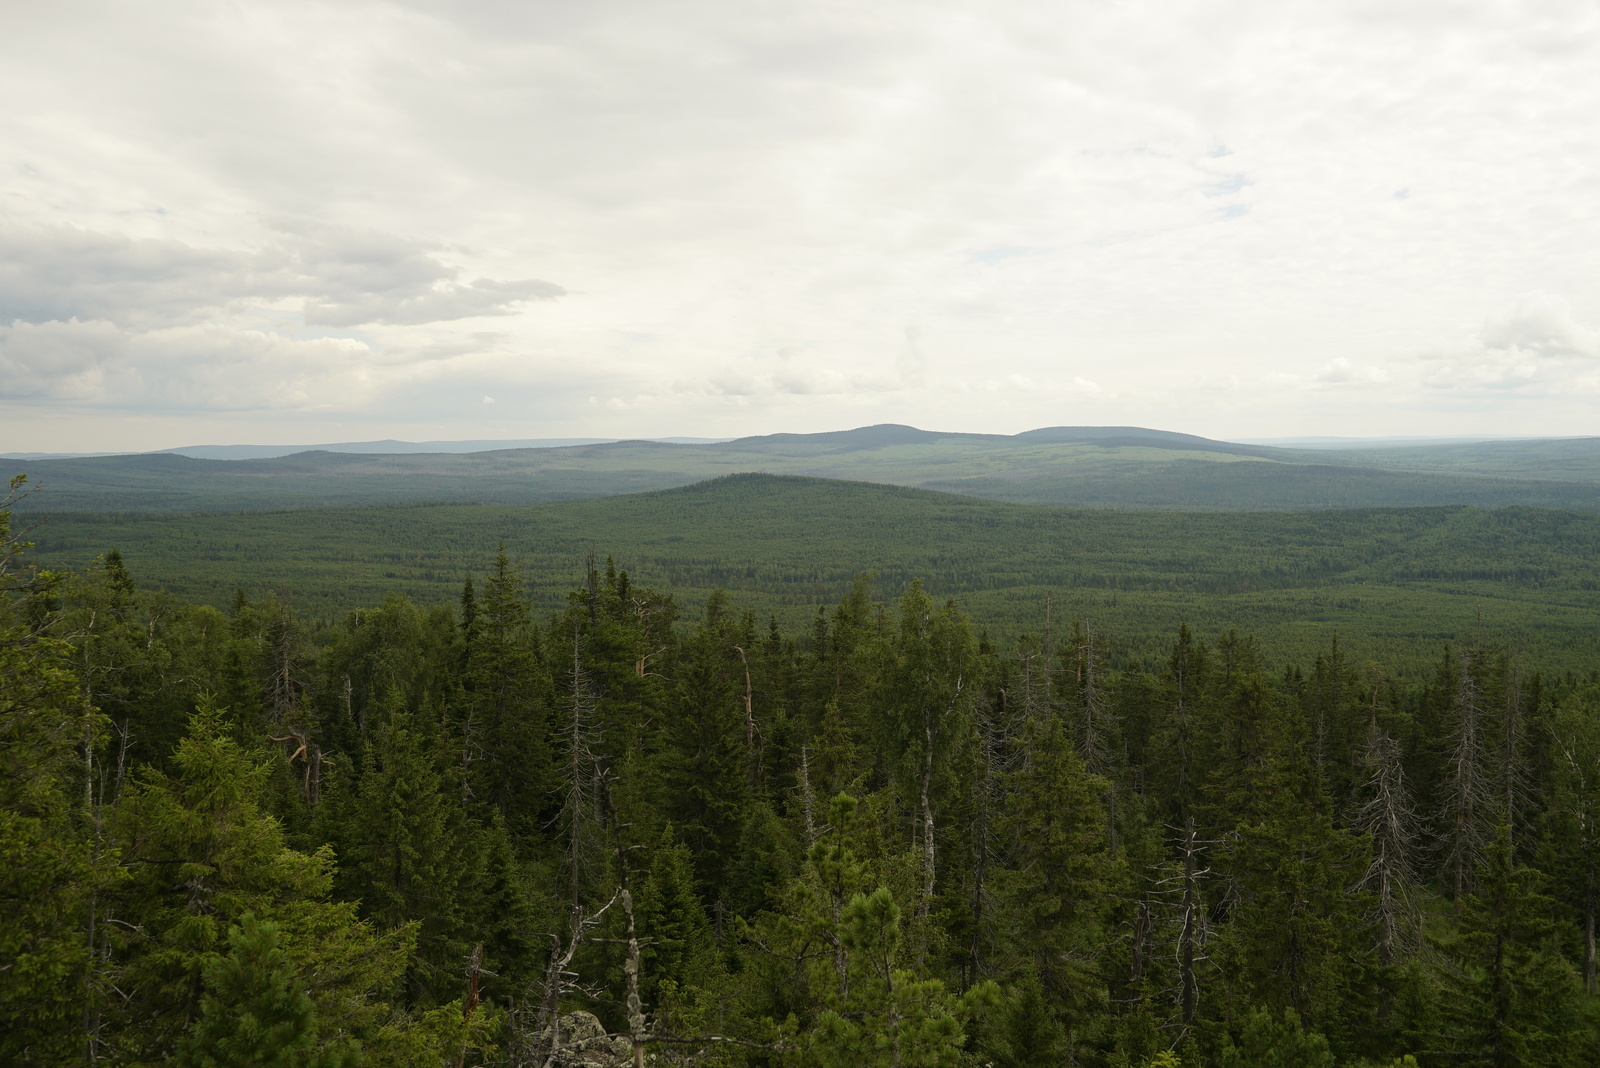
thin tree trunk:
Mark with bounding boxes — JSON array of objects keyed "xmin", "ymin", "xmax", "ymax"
[
  {"xmin": 1587, "ymin": 870, "xmax": 1597, "ymax": 997},
  {"xmin": 919, "ymin": 719, "xmax": 936, "ymax": 922},
  {"xmin": 1179, "ymin": 819, "xmax": 1200, "ymax": 1029},
  {"xmin": 799, "ymin": 745, "xmax": 817, "ymax": 848},
  {"xmin": 620, "ymin": 890, "xmax": 647, "ymax": 1068},
  {"xmin": 734, "ymin": 645, "xmax": 759, "ymax": 785}
]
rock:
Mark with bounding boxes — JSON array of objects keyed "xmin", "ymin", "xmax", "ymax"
[{"xmin": 545, "ymin": 1010, "xmax": 634, "ymax": 1068}]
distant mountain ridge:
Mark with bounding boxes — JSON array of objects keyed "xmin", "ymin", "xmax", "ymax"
[
  {"xmin": 1, "ymin": 436, "xmax": 729, "ymax": 461},
  {"xmin": 5, "ymin": 424, "xmax": 1599, "ymax": 514},
  {"xmin": 9, "ymin": 423, "xmax": 1573, "ymax": 461}
]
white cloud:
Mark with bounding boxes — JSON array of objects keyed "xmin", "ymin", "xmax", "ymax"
[
  {"xmin": 3, "ymin": 0, "xmax": 1600, "ymax": 447},
  {"xmin": 1477, "ymin": 294, "xmax": 1600, "ymax": 361},
  {"xmin": 0, "ymin": 317, "xmax": 385, "ymax": 411},
  {"xmin": 1407, "ymin": 296, "xmax": 1600, "ymax": 395},
  {"xmin": 1313, "ymin": 357, "xmax": 1388, "ymax": 388},
  {"xmin": 0, "ymin": 223, "xmax": 561, "ymax": 331}
]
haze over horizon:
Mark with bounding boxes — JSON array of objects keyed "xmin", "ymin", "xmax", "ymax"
[{"xmin": 4, "ymin": 1, "xmax": 1598, "ymax": 454}]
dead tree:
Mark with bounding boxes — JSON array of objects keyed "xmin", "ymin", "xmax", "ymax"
[
  {"xmin": 1069, "ymin": 624, "xmax": 1115, "ymax": 777},
  {"xmin": 268, "ymin": 731, "xmax": 331, "ymax": 805},
  {"xmin": 1130, "ymin": 819, "xmax": 1215, "ymax": 1049},
  {"xmin": 916, "ymin": 678, "xmax": 962, "ymax": 926},
  {"xmin": 797, "ymin": 744, "xmax": 818, "ymax": 848},
  {"xmin": 732, "ymin": 645, "xmax": 762, "ymax": 786},
  {"xmin": 1354, "ymin": 694, "xmax": 1423, "ymax": 965},
  {"xmin": 1500, "ymin": 651, "xmax": 1529, "ymax": 851},
  {"xmin": 507, "ymin": 890, "xmax": 622, "ymax": 1068},
  {"xmin": 1438, "ymin": 648, "xmax": 1495, "ymax": 901}
]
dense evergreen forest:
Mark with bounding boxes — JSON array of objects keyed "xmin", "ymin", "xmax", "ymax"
[
  {"xmin": 28, "ymin": 474, "xmax": 1600, "ymax": 679},
  {"xmin": 6, "ymin": 472, "xmax": 1600, "ymax": 1067}
]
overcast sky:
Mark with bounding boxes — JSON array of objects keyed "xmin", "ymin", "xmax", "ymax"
[{"xmin": 3, "ymin": 0, "xmax": 1598, "ymax": 451}]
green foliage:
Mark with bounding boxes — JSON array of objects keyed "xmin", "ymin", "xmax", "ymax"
[
  {"xmin": 31, "ymin": 476, "xmax": 1600, "ymax": 680},
  {"xmin": 992, "ymin": 712, "xmax": 1115, "ymax": 1025},
  {"xmin": 801, "ymin": 887, "xmax": 995, "ymax": 1068},
  {"xmin": 9, "ymin": 480, "xmax": 1600, "ymax": 1067},
  {"xmin": 332, "ymin": 696, "xmax": 476, "ymax": 1006},
  {"xmin": 107, "ymin": 701, "xmax": 412, "ymax": 1063},
  {"xmin": 1216, "ymin": 1007, "xmax": 1335, "ymax": 1068},
  {"xmin": 0, "ymin": 476, "xmax": 119, "ymax": 1066},
  {"xmin": 1433, "ymin": 831, "xmax": 1591, "ymax": 1067},
  {"xmin": 176, "ymin": 913, "xmax": 360, "ymax": 1068}
]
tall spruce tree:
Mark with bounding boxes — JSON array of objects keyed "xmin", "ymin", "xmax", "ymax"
[
  {"xmin": 176, "ymin": 913, "xmax": 359, "ymax": 1068},
  {"xmin": 106, "ymin": 700, "xmax": 412, "ymax": 1064}
]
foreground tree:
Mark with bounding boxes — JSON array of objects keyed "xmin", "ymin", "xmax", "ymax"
[
  {"xmin": 0, "ymin": 475, "xmax": 120, "ymax": 1065},
  {"xmin": 176, "ymin": 913, "xmax": 359, "ymax": 1068},
  {"xmin": 107, "ymin": 701, "xmax": 413, "ymax": 1064}
]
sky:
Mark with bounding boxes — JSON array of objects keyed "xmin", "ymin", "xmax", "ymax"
[{"xmin": 3, "ymin": 0, "xmax": 1598, "ymax": 452}]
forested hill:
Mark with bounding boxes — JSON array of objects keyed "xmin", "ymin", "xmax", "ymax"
[
  {"xmin": 6, "ymin": 473, "xmax": 1600, "ymax": 1067},
  {"xmin": 7, "ymin": 424, "xmax": 1599, "ymax": 513},
  {"xmin": 27, "ymin": 473, "xmax": 1600, "ymax": 678}
]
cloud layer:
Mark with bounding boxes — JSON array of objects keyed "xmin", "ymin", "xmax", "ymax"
[{"xmin": 4, "ymin": 0, "xmax": 1599, "ymax": 448}]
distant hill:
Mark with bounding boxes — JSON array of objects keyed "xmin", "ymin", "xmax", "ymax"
[
  {"xmin": 5, "ymin": 424, "xmax": 1599, "ymax": 514},
  {"xmin": 1, "ymin": 435, "xmax": 730, "ymax": 461}
]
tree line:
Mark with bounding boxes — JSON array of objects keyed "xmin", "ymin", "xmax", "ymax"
[{"xmin": 4, "ymin": 476, "xmax": 1598, "ymax": 1067}]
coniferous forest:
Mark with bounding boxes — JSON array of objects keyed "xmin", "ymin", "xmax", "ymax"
[{"xmin": 6, "ymin": 472, "xmax": 1600, "ymax": 1068}]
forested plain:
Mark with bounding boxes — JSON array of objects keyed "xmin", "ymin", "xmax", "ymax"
[
  {"xmin": 25, "ymin": 473, "xmax": 1600, "ymax": 678},
  {"xmin": 6, "ymin": 461, "xmax": 1600, "ymax": 1068}
]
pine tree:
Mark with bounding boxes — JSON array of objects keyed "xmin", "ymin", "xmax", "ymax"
[
  {"xmin": 460, "ymin": 548, "xmax": 549, "ymax": 843},
  {"xmin": 176, "ymin": 913, "xmax": 359, "ymax": 1068},
  {"xmin": 1150, "ymin": 625, "xmax": 1208, "ymax": 827},
  {"xmin": 804, "ymin": 885, "xmax": 995, "ymax": 1068},
  {"xmin": 1215, "ymin": 1006, "xmax": 1335, "ymax": 1068},
  {"xmin": 1542, "ymin": 684, "xmax": 1600, "ymax": 996},
  {"xmin": 658, "ymin": 600, "xmax": 754, "ymax": 890},
  {"xmin": 636, "ymin": 824, "xmax": 718, "ymax": 1004}
]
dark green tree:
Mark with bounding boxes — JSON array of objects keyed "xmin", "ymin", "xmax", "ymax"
[
  {"xmin": 107, "ymin": 700, "xmax": 412, "ymax": 1064},
  {"xmin": 0, "ymin": 475, "xmax": 120, "ymax": 1066},
  {"xmin": 1434, "ymin": 831, "xmax": 1591, "ymax": 1067},
  {"xmin": 176, "ymin": 913, "xmax": 359, "ymax": 1068},
  {"xmin": 334, "ymin": 694, "xmax": 478, "ymax": 1006}
]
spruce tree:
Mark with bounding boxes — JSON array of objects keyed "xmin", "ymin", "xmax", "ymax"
[
  {"xmin": 1435, "ymin": 830, "xmax": 1590, "ymax": 1067},
  {"xmin": 335, "ymin": 693, "xmax": 477, "ymax": 1006},
  {"xmin": 176, "ymin": 913, "xmax": 359, "ymax": 1068},
  {"xmin": 107, "ymin": 700, "xmax": 412, "ymax": 1063},
  {"xmin": 991, "ymin": 711, "xmax": 1115, "ymax": 1042}
]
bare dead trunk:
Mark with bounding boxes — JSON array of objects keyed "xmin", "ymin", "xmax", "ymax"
[
  {"xmin": 734, "ymin": 645, "xmax": 759, "ymax": 785},
  {"xmin": 799, "ymin": 745, "xmax": 817, "ymax": 848},
  {"xmin": 1179, "ymin": 819, "xmax": 1200, "ymax": 1029},
  {"xmin": 919, "ymin": 719, "xmax": 936, "ymax": 922},
  {"xmin": 620, "ymin": 890, "xmax": 647, "ymax": 1068}
]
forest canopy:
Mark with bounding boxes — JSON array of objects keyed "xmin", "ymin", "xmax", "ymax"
[{"xmin": 4, "ymin": 476, "xmax": 1599, "ymax": 1067}]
